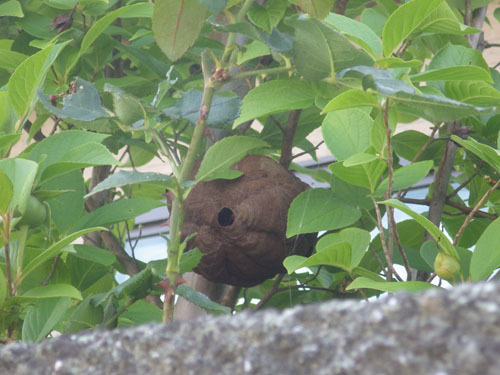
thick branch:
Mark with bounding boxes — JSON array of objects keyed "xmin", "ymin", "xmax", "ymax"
[{"xmin": 280, "ymin": 109, "xmax": 302, "ymax": 169}]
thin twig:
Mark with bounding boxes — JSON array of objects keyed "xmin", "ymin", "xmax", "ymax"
[
  {"xmin": 370, "ymin": 197, "xmax": 403, "ymax": 282},
  {"xmin": 41, "ymin": 254, "xmax": 61, "ymax": 286},
  {"xmin": 291, "ymin": 141, "xmax": 325, "ymax": 161},
  {"xmin": 253, "ymin": 274, "xmax": 285, "ymax": 311},
  {"xmin": 446, "ymin": 164, "xmax": 482, "ymax": 200},
  {"xmin": 368, "ymin": 244, "xmax": 387, "ymax": 275},
  {"xmin": 453, "ymin": 179, "xmax": 500, "ymax": 245},
  {"xmin": 390, "ymin": 215, "xmax": 412, "ymax": 281}
]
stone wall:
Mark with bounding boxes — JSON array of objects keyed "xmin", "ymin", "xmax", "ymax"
[{"xmin": 1, "ymin": 282, "xmax": 500, "ymax": 375}]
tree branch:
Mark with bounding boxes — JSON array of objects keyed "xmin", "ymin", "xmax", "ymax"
[{"xmin": 280, "ymin": 109, "xmax": 302, "ymax": 169}]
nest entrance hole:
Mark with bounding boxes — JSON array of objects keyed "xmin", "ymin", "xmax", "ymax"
[{"xmin": 218, "ymin": 207, "xmax": 235, "ymax": 227}]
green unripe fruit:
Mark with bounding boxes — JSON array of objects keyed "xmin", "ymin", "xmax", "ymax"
[
  {"xmin": 18, "ymin": 195, "xmax": 47, "ymax": 227},
  {"xmin": 434, "ymin": 252, "xmax": 460, "ymax": 282}
]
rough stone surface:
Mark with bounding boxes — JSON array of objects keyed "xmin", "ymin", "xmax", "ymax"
[{"xmin": 2, "ymin": 282, "xmax": 500, "ymax": 375}]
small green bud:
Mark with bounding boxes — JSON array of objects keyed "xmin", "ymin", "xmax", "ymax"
[{"xmin": 434, "ymin": 252, "xmax": 460, "ymax": 282}]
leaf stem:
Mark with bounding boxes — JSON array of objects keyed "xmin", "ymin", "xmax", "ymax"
[
  {"xmin": 221, "ymin": 0, "xmax": 255, "ymax": 65},
  {"xmin": 231, "ymin": 66, "xmax": 295, "ymax": 80}
]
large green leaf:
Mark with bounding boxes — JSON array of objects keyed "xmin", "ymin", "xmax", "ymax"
[
  {"xmin": 445, "ymin": 81, "xmax": 500, "ymax": 106},
  {"xmin": 321, "ymin": 89, "xmax": 378, "ymax": 113},
  {"xmin": 0, "ymin": 158, "xmax": 38, "ymax": 216},
  {"xmin": 37, "ymin": 77, "xmax": 107, "ymax": 121},
  {"xmin": 248, "ymin": 0, "xmax": 287, "ymax": 34},
  {"xmin": 163, "ymin": 89, "xmax": 241, "ymax": 126},
  {"xmin": 325, "ymin": 13, "xmax": 383, "ymax": 59},
  {"xmin": 21, "ymin": 284, "xmax": 83, "ymax": 300},
  {"xmin": 381, "ymin": 199, "xmax": 458, "ymax": 259},
  {"xmin": 40, "ymin": 143, "xmax": 119, "ymax": 182},
  {"xmin": 20, "ymin": 227, "xmax": 106, "ymax": 284},
  {"xmin": 451, "ymin": 135, "xmax": 500, "ymax": 173},
  {"xmin": 291, "ymin": 17, "xmax": 374, "ymax": 81},
  {"xmin": 0, "ymin": 169, "xmax": 13, "ymax": 215},
  {"xmin": 233, "ymin": 80, "xmax": 315, "ymax": 127},
  {"xmin": 75, "ymin": 198, "xmax": 164, "ymax": 230},
  {"xmin": 86, "ymin": 170, "xmax": 171, "ymax": 198},
  {"xmin": 39, "ymin": 170, "xmax": 85, "ymax": 234},
  {"xmin": 176, "ymin": 284, "xmax": 230, "ymax": 315},
  {"xmin": 22, "ymin": 298, "xmax": 71, "ymax": 342},
  {"xmin": 338, "ymin": 66, "xmax": 493, "ymax": 122},
  {"xmin": 321, "ymin": 108, "xmax": 373, "ymax": 161},
  {"xmin": 195, "ymin": 136, "xmax": 269, "ymax": 182},
  {"xmin": 0, "ymin": 49, "xmax": 27, "ymax": 71},
  {"xmin": 0, "ymin": 0, "xmax": 23, "ymax": 17},
  {"xmin": 72, "ymin": 244, "xmax": 117, "ymax": 266},
  {"xmin": 429, "ymin": 43, "xmax": 489, "ymax": 72},
  {"xmin": 283, "ymin": 243, "xmax": 352, "ymax": 274},
  {"xmin": 410, "ymin": 66, "xmax": 492, "ymax": 83},
  {"xmin": 329, "ymin": 159, "xmax": 386, "ymax": 193},
  {"xmin": 347, "ymin": 277, "xmax": 437, "ymax": 293},
  {"xmin": 153, "ymin": 0, "xmax": 207, "ymax": 62},
  {"xmin": 375, "ymin": 160, "xmax": 433, "ymax": 197},
  {"xmin": 418, "ymin": 1, "xmax": 480, "ymax": 35},
  {"xmin": 294, "ymin": 0, "xmax": 334, "ymax": 19},
  {"xmin": 382, "ymin": 0, "xmax": 442, "ymax": 57},
  {"xmin": 470, "ymin": 217, "xmax": 500, "ymax": 281},
  {"xmin": 286, "ymin": 188, "xmax": 361, "ymax": 237},
  {"xmin": 8, "ymin": 43, "xmax": 67, "ymax": 119}
]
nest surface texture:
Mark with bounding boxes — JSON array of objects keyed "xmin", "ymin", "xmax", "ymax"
[{"xmin": 182, "ymin": 155, "xmax": 315, "ymax": 287}]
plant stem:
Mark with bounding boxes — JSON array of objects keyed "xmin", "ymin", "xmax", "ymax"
[
  {"xmin": 2, "ymin": 214, "xmax": 12, "ymax": 297},
  {"xmin": 453, "ymin": 179, "xmax": 500, "ymax": 246},
  {"xmin": 162, "ymin": 52, "xmax": 217, "ymax": 323},
  {"xmin": 232, "ymin": 66, "xmax": 294, "ymax": 80},
  {"xmin": 221, "ymin": 0, "xmax": 255, "ymax": 65},
  {"xmin": 15, "ymin": 225, "xmax": 29, "ymax": 284}
]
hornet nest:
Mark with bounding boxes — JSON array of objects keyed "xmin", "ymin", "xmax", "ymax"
[{"xmin": 182, "ymin": 154, "xmax": 316, "ymax": 287}]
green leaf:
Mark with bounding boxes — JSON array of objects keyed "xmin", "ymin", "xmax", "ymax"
[
  {"xmin": 8, "ymin": 43, "xmax": 67, "ymax": 118},
  {"xmin": 248, "ymin": 0, "xmax": 287, "ymax": 34},
  {"xmin": 0, "ymin": 169, "xmax": 13, "ymax": 215},
  {"xmin": 321, "ymin": 89, "xmax": 378, "ymax": 113},
  {"xmin": 375, "ymin": 160, "xmax": 433, "ymax": 196},
  {"xmin": 72, "ymin": 244, "xmax": 117, "ymax": 266},
  {"xmin": 338, "ymin": 66, "xmax": 493, "ymax": 122},
  {"xmin": 418, "ymin": 1, "xmax": 480, "ymax": 35},
  {"xmin": 445, "ymin": 80, "xmax": 500, "ymax": 106},
  {"xmin": 343, "ymin": 153, "xmax": 378, "ymax": 167},
  {"xmin": 176, "ymin": 284, "xmax": 230, "ymax": 315},
  {"xmin": 37, "ymin": 77, "xmax": 107, "ymax": 121},
  {"xmin": 284, "ymin": 242, "xmax": 352, "ymax": 274},
  {"xmin": 325, "ymin": 13, "xmax": 383, "ymax": 59},
  {"xmin": 233, "ymin": 80, "xmax": 315, "ymax": 127},
  {"xmin": 179, "ymin": 248, "xmax": 203, "ymax": 274},
  {"xmin": 21, "ymin": 284, "xmax": 83, "ymax": 300},
  {"xmin": 164, "ymin": 89, "xmax": 241, "ymax": 126},
  {"xmin": 80, "ymin": 3, "xmax": 152, "ymax": 56},
  {"xmin": 321, "ymin": 108, "xmax": 374, "ymax": 160},
  {"xmin": 237, "ymin": 40, "xmax": 270, "ymax": 65},
  {"xmin": 101, "ymin": 267, "xmax": 153, "ymax": 301},
  {"xmin": 0, "ymin": 134, "xmax": 21, "ymax": 150},
  {"xmin": 410, "ymin": 66, "xmax": 492, "ymax": 83},
  {"xmin": 294, "ymin": 0, "xmax": 334, "ymax": 19},
  {"xmin": 39, "ymin": 170, "xmax": 85, "ymax": 234},
  {"xmin": 195, "ymin": 136, "xmax": 269, "ymax": 182},
  {"xmin": 118, "ymin": 300, "xmax": 161, "ymax": 327},
  {"xmin": 198, "ymin": 0, "xmax": 227, "ymax": 14},
  {"xmin": 153, "ymin": 0, "xmax": 207, "ymax": 61},
  {"xmin": 380, "ymin": 199, "xmax": 458, "ymax": 259},
  {"xmin": 86, "ymin": 170, "xmax": 171, "ymax": 198},
  {"xmin": 291, "ymin": 17, "xmax": 374, "ymax": 81},
  {"xmin": 40, "ymin": 143, "xmax": 119, "ymax": 182},
  {"xmin": 75, "ymin": 198, "xmax": 164, "ymax": 230},
  {"xmin": 316, "ymin": 228, "xmax": 371, "ymax": 270},
  {"xmin": 0, "ymin": 158, "xmax": 38, "ymax": 216},
  {"xmin": 451, "ymin": 135, "xmax": 500, "ymax": 173},
  {"xmin": 347, "ymin": 277, "xmax": 437, "ymax": 293},
  {"xmin": 0, "ymin": 0, "xmax": 23, "ymax": 17},
  {"xmin": 329, "ymin": 159, "xmax": 386, "ymax": 192},
  {"xmin": 28, "ymin": 130, "xmax": 109, "ymax": 170},
  {"xmin": 21, "ymin": 227, "xmax": 106, "ymax": 284},
  {"xmin": 0, "ymin": 49, "xmax": 27, "ymax": 71},
  {"xmin": 429, "ymin": 43, "xmax": 489, "ymax": 72},
  {"xmin": 382, "ymin": 0, "xmax": 442, "ymax": 57},
  {"xmin": 376, "ymin": 57, "xmax": 423, "ymax": 68},
  {"xmin": 22, "ymin": 298, "xmax": 71, "ymax": 342},
  {"xmin": 469, "ymin": 217, "xmax": 500, "ymax": 281},
  {"xmin": 286, "ymin": 188, "xmax": 361, "ymax": 237}
]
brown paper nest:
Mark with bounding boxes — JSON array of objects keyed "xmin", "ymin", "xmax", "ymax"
[{"xmin": 181, "ymin": 154, "xmax": 316, "ymax": 287}]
